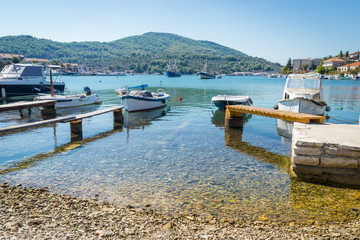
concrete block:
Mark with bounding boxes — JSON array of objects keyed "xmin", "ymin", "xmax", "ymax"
[
  {"xmin": 323, "ymin": 174, "xmax": 360, "ymax": 187},
  {"xmin": 322, "ymin": 167, "xmax": 358, "ymax": 175},
  {"xmin": 293, "ymin": 146, "xmax": 323, "ymax": 156},
  {"xmin": 292, "ymin": 164, "xmax": 322, "ymax": 176},
  {"xmin": 293, "ymin": 155, "xmax": 320, "ymax": 166},
  {"xmin": 296, "ymin": 141, "xmax": 324, "ymax": 148},
  {"xmin": 324, "ymin": 145, "xmax": 360, "ymax": 158},
  {"xmin": 321, "ymin": 157, "xmax": 358, "ymax": 169}
]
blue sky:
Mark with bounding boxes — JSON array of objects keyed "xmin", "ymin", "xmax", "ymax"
[{"xmin": 2, "ymin": 0, "xmax": 359, "ymax": 65}]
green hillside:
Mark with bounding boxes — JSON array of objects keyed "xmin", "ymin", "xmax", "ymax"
[{"xmin": 0, "ymin": 32, "xmax": 281, "ymax": 74}]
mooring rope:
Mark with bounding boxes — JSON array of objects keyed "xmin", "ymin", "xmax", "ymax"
[{"xmin": 327, "ymin": 115, "xmax": 359, "ymax": 123}]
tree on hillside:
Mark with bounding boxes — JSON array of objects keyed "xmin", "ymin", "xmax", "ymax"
[
  {"xmin": 345, "ymin": 51, "xmax": 349, "ymax": 58},
  {"xmin": 339, "ymin": 50, "xmax": 343, "ymax": 57},
  {"xmin": 12, "ymin": 57, "xmax": 20, "ymax": 63},
  {"xmin": 286, "ymin": 58, "xmax": 292, "ymax": 70}
]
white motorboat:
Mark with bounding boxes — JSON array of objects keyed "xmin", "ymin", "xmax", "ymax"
[
  {"xmin": 117, "ymin": 84, "xmax": 170, "ymax": 112},
  {"xmin": 0, "ymin": 64, "xmax": 65, "ymax": 98},
  {"xmin": 276, "ymin": 74, "xmax": 330, "ymax": 115},
  {"xmin": 35, "ymin": 86, "xmax": 102, "ymax": 109},
  {"xmin": 211, "ymin": 95, "xmax": 253, "ymax": 111}
]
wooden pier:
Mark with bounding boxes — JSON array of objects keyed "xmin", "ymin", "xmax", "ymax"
[
  {"xmin": 0, "ymin": 106, "xmax": 124, "ymax": 141},
  {"xmin": 225, "ymin": 105, "xmax": 326, "ymax": 127},
  {"xmin": 0, "ymin": 100, "xmax": 56, "ymax": 117}
]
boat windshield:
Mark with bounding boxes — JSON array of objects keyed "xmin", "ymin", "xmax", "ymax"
[
  {"xmin": 287, "ymin": 78, "xmax": 320, "ymax": 90},
  {"xmin": 287, "ymin": 78, "xmax": 302, "ymax": 88},
  {"xmin": 303, "ymin": 78, "xmax": 320, "ymax": 89},
  {"xmin": 1, "ymin": 64, "xmax": 43, "ymax": 77}
]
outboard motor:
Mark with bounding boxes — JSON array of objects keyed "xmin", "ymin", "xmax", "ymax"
[{"xmin": 83, "ymin": 86, "xmax": 92, "ymax": 95}]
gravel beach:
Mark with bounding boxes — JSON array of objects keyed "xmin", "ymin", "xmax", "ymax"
[{"xmin": 1, "ymin": 183, "xmax": 359, "ymax": 239}]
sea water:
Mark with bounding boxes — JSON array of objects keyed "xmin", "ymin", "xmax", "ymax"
[{"xmin": 0, "ymin": 75, "xmax": 359, "ymax": 224}]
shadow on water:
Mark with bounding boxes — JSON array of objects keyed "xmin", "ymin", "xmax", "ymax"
[
  {"xmin": 212, "ymin": 110, "xmax": 290, "ymax": 172},
  {"xmin": 207, "ymin": 109, "xmax": 360, "ymax": 224},
  {"xmin": 0, "ymin": 106, "xmax": 170, "ymax": 175}
]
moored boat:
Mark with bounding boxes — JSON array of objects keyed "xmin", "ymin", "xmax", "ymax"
[
  {"xmin": 0, "ymin": 64, "xmax": 65, "ymax": 98},
  {"xmin": 34, "ymin": 86, "xmax": 102, "ymax": 109},
  {"xmin": 198, "ymin": 61, "xmax": 216, "ymax": 79},
  {"xmin": 276, "ymin": 74, "xmax": 330, "ymax": 115},
  {"xmin": 117, "ymin": 84, "xmax": 171, "ymax": 112},
  {"xmin": 165, "ymin": 59, "xmax": 181, "ymax": 77},
  {"xmin": 211, "ymin": 95, "xmax": 253, "ymax": 111}
]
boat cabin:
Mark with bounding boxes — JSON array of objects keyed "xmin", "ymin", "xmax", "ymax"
[
  {"xmin": 1, "ymin": 64, "xmax": 45, "ymax": 79},
  {"xmin": 283, "ymin": 74, "xmax": 323, "ymax": 101}
]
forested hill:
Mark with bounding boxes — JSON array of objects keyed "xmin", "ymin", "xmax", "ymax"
[{"xmin": 0, "ymin": 32, "xmax": 281, "ymax": 74}]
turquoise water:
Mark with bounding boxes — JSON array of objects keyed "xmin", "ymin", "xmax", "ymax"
[{"xmin": 0, "ymin": 75, "xmax": 359, "ymax": 223}]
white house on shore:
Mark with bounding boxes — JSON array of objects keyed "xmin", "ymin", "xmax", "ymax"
[
  {"xmin": 337, "ymin": 62, "xmax": 360, "ymax": 72},
  {"xmin": 322, "ymin": 57, "xmax": 347, "ymax": 68}
]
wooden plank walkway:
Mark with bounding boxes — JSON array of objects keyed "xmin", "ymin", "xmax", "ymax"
[
  {"xmin": 0, "ymin": 106, "xmax": 123, "ymax": 133},
  {"xmin": 69, "ymin": 106, "xmax": 123, "ymax": 121},
  {"xmin": 0, "ymin": 116, "xmax": 76, "ymax": 133},
  {"xmin": 227, "ymin": 105, "xmax": 326, "ymax": 124},
  {"xmin": 0, "ymin": 100, "xmax": 56, "ymax": 112}
]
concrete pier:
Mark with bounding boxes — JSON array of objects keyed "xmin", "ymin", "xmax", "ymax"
[{"xmin": 292, "ymin": 123, "xmax": 360, "ymax": 187}]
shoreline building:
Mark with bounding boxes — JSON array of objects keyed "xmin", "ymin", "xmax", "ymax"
[
  {"xmin": 322, "ymin": 57, "xmax": 347, "ymax": 69},
  {"xmin": 292, "ymin": 58, "xmax": 322, "ymax": 71},
  {"xmin": 0, "ymin": 53, "xmax": 25, "ymax": 62}
]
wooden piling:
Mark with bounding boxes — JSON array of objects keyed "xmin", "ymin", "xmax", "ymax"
[
  {"xmin": 113, "ymin": 108, "xmax": 124, "ymax": 129},
  {"xmin": 70, "ymin": 119, "xmax": 83, "ymax": 141},
  {"xmin": 225, "ymin": 107, "xmax": 244, "ymax": 128}
]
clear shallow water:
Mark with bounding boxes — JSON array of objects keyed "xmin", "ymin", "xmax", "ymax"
[{"xmin": 0, "ymin": 75, "xmax": 360, "ymax": 224}]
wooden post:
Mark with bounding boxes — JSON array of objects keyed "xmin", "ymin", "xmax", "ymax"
[
  {"xmin": 113, "ymin": 108, "xmax": 124, "ymax": 130},
  {"xmin": 225, "ymin": 107, "xmax": 244, "ymax": 128},
  {"xmin": 70, "ymin": 119, "xmax": 83, "ymax": 141},
  {"xmin": 50, "ymin": 70, "xmax": 54, "ymax": 97},
  {"xmin": 41, "ymin": 106, "xmax": 56, "ymax": 120}
]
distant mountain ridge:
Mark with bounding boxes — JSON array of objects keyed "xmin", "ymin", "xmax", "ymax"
[{"xmin": 0, "ymin": 32, "xmax": 281, "ymax": 74}]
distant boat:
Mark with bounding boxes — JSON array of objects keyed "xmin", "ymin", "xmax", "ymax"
[
  {"xmin": 211, "ymin": 95, "xmax": 253, "ymax": 111},
  {"xmin": 198, "ymin": 61, "xmax": 215, "ymax": 79},
  {"xmin": 275, "ymin": 74, "xmax": 330, "ymax": 115},
  {"xmin": 35, "ymin": 86, "xmax": 102, "ymax": 109},
  {"xmin": 117, "ymin": 84, "xmax": 171, "ymax": 112},
  {"xmin": 0, "ymin": 64, "xmax": 65, "ymax": 98},
  {"xmin": 165, "ymin": 60, "xmax": 181, "ymax": 77}
]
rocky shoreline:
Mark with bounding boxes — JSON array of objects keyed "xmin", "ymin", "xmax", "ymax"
[{"xmin": 1, "ymin": 183, "xmax": 359, "ymax": 239}]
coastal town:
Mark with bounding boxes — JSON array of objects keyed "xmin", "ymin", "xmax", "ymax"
[{"xmin": 1, "ymin": 51, "xmax": 359, "ymax": 79}]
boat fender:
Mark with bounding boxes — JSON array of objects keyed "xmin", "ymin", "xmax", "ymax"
[
  {"xmin": 273, "ymin": 104, "xmax": 279, "ymax": 110},
  {"xmin": 161, "ymin": 99, "xmax": 166, "ymax": 104},
  {"xmin": 325, "ymin": 105, "xmax": 331, "ymax": 112},
  {"xmin": 178, "ymin": 97, "xmax": 183, "ymax": 102},
  {"xmin": 1, "ymin": 88, "xmax": 5, "ymax": 98},
  {"xmin": 249, "ymin": 98, "xmax": 253, "ymax": 105}
]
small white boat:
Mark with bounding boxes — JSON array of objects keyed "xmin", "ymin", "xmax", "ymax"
[
  {"xmin": 117, "ymin": 84, "xmax": 170, "ymax": 112},
  {"xmin": 35, "ymin": 86, "xmax": 102, "ymax": 109},
  {"xmin": 211, "ymin": 95, "xmax": 253, "ymax": 111},
  {"xmin": 276, "ymin": 74, "xmax": 330, "ymax": 115}
]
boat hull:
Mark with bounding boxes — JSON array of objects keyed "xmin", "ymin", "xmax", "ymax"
[
  {"xmin": 165, "ymin": 71, "xmax": 181, "ymax": 77},
  {"xmin": 211, "ymin": 95, "xmax": 252, "ymax": 111},
  {"xmin": 199, "ymin": 72, "xmax": 215, "ymax": 79},
  {"xmin": 121, "ymin": 95, "xmax": 170, "ymax": 112},
  {"xmin": 278, "ymin": 98, "xmax": 326, "ymax": 115},
  {"xmin": 35, "ymin": 94, "xmax": 101, "ymax": 109},
  {"xmin": 0, "ymin": 82, "xmax": 65, "ymax": 98}
]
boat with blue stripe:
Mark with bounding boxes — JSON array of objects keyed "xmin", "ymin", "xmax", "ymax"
[{"xmin": 116, "ymin": 84, "xmax": 171, "ymax": 112}]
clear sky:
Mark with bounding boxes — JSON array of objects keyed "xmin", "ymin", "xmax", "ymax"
[{"xmin": 2, "ymin": 0, "xmax": 359, "ymax": 65}]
